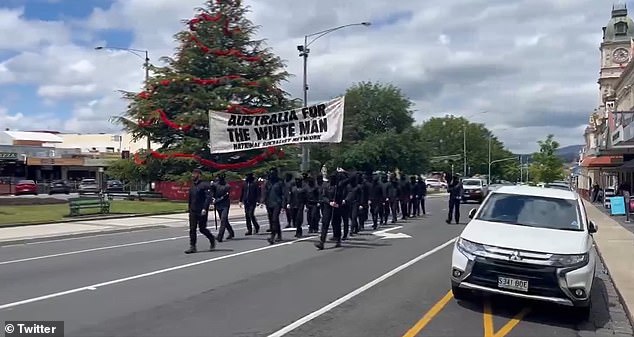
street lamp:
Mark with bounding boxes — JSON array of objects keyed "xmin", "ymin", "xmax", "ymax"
[
  {"xmin": 297, "ymin": 22, "xmax": 371, "ymax": 172},
  {"xmin": 95, "ymin": 46, "xmax": 151, "ymax": 151},
  {"xmin": 462, "ymin": 111, "xmax": 487, "ymax": 177},
  {"xmin": 488, "ymin": 157, "xmax": 517, "ymax": 183},
  {"xmin": 487, "ymin": 127, "xmax": 510, "ymax": 181}
]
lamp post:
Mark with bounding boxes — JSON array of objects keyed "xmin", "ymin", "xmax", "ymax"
[
  {"xmin": 297, "ymin": 22, "xmax": 371, "ymax": 172},
  {"xmin": 487, "ymin": 127, "xmax": 510, "ymax": 182},
  {"xmin": 462, "ymin": 111, "xmax": 487, "ymax": 177},
  {"xmin": 95, "ymin": 46, "xmax": 151, "ymax": 151},
  {"xmin": 488, "ymin": 157, "xmax": 517, "ymax": 183}
]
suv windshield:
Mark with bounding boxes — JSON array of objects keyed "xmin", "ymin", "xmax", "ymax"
[
  {"xmin": 463, "ymin": 180, "xmax": 481, "ymax": 186},
  {"xmin": 476, "ymin": 192, "xmax": 582, "ymax": 231}
]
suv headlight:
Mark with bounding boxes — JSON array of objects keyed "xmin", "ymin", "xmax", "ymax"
[
  {"xmin": 456, "ymin": 238, "xmax": 485, "ymax": 258},
  {"xmin": 548, "ymin": 253, "xmax": 588, "ymax": 267}
]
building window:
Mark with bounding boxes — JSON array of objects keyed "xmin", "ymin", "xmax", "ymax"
[{"xmin": 616, "ymin": 22, "xmax": 628, "ymax": 35}]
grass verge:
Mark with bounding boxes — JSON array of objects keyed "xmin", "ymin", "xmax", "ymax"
[{"xmin": 0, "ymin": 200, "xmax": 187, "ymax": 226}]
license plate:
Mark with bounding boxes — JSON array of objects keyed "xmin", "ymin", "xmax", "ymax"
[{"xmin": 498, "ymin": 276, "xmax": 529, "ymax": 292}]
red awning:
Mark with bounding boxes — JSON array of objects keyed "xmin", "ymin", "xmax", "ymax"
[{"xmin": 580, "ymin": 156, "xmax": 622, "ymax": 168}]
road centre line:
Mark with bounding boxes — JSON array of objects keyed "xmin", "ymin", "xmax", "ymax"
[
  {"xmin": 401, "ymin": 290, "xmax": 454, "ymax": 337},
  {"xmin": 0, "ymin": 235, "xmax": 316, "ymax": 311},
  {"xmin": 267, "ymin": 237, "xmax": 458, "ymax": 337}
]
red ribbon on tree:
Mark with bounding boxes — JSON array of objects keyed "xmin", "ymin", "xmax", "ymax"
[{"xmin": 142, "ymin": 147, "xmax": 284, "ymax": 170}]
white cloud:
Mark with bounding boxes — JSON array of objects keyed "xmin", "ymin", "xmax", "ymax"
[{"xmin": 0, "ymin": 0, "xmax": 615, "ymax": 154}]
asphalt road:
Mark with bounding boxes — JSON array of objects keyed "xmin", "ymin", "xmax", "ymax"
[{"xmin": 0, "ymin": 198, "xmax": 630, "ymax": 337}]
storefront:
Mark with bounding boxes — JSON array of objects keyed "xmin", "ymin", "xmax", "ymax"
[
  {"xmin": 26, "ymin": 157, "xmax": 85, "ymax": 181},
  {"xmin": 0, "ymin": 152, "xmax": 26, "ymax": 181}
]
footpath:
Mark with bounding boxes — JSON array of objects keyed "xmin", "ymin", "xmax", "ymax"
[
  {"xmin": 584, "ymin": 200, "xmax": 634, "ymax": 328},
  {"xmin": 0, "ymin": 204, "xmax": 267, "ymax": 245}
]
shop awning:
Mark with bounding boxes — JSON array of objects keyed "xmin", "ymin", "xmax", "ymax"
[{"xmin": 580, "ymin": 155, "xmax": 623, "ymax": 168}]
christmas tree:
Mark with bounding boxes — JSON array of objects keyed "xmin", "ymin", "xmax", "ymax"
[{"xmin": 117, "ymin": 0, "xmax": 300, "ymax": 174}]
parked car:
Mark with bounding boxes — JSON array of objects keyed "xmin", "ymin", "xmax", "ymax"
[
  {"xmin": 461, "ymin": 178, "xmax": 488, "ymax": 203},
  {"xmin": 15, "ymin": 180, "xmax": 38, "ymax": 195},
  {"xmin": 425, "ymin": 178, "xmax": 447, "ymax": 189},
  {"xmin": 49, "ymin": 180, "xmax": 71, "ymax": 195},
  {"xmin": 78, "ymin": 178, "xmax": 99, "ymax": 194},
  {"xmin": 450, "ymin": 185, "xmax": 597, "ymax": 320},
  {"xmin": 106, "ymin": 180, "xmax": 124, "ymax": 192}
]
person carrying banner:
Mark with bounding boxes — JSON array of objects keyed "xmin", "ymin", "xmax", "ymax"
[
  {"xmin": 306, "ymin": 176, "xmax": 320, "ymax": 233},
  {"xmin": 240, "ymin": 172, "xmax": 260, "ymax": 235},
  {"xmin": 283, "ymin": 173, "xmax": 294, "ymax": 228},
  {"xmin": 185, "ymin": 168, "xmax": 216, "ymax": 254},
  {"xmin": 288, "ymin": 175, "xmax": 308, "ymax": 238},
  {"xmin": 315, "ymin": 172, "xmax": 345, "ymax": 250},
  {"xmin": 263, "ymin": 168, "xmax": 285, "ymax": 244}
]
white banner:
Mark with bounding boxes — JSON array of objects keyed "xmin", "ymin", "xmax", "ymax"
[{"xmin": 208, "ymin": 96, "xmax": 345, "ymax": 154}]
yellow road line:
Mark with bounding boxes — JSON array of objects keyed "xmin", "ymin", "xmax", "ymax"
[
  {"xmin": 401, "ymin": 290, "xmax": 454, "ymax": 337},
  {"xmin": 483, "ymin": 298, "xmax": 531, "ymax": 337}
]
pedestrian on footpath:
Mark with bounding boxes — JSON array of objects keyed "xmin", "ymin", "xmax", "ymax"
[
  {"xmin": 288, "ymin": 175, "xmax": 307, "ymax": 238},
  {"xmin": 263, "ymin": 168, "xmax": 285, "ymax": 244},
  {"xmin": 185, "ymin": 168, "xmax": 215, "ymax": 254},
  {"xmin": 446, "ymin": 175, "xmax": 463, "ymax": 224},
  {"xmin": 240, "ymin": 172, "xmax": 260, "ymax": 236},
  {"xmin": 212, "ymin": 173, "xmax": 234, "ymax": 242}
]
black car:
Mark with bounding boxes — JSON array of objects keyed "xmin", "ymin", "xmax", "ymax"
[
  {"xmin": 49, "ymin": 180, "xmax": 70, "ymax": 195},
  {"xmin": 107, "ymin": 180, "xmax": 124, "ymax": 192}
]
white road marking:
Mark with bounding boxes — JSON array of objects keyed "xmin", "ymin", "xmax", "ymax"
[
  {"xmin": 0, "ymin": 236, "xmax": 188, "ymax": 265},
  {"xmin": 0, "ymin": 236, "xmax": 316, "ymax": 311},
  {"xmin": 267, "ymin": 237, "xmax": 458, "ymax": 337},
  {"xmin": 371, "ymin": 226, "xmax": 412, "ymax": 239}
]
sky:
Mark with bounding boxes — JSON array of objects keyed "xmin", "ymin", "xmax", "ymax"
[{"xmin": 0, "ymin": 0, "xmax": 618, "ymax": 153}]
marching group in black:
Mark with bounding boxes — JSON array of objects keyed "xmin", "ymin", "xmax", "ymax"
[{"xmin": 185, "ymin": 167, "xmax": 432, "ymax": 254}]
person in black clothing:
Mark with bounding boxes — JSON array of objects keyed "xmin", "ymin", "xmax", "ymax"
[
  {"xmin": 306, "ymin": 176, "xmax": 320, "ymax": 233},
  {"xmin": 263, "ymin": 168, "xmax": 285, "ymax": 244},
  {"xmin": 315, "ymin": 172, "xmax": 345, "ymax": 250},
  {"xmin": 345, "ymin": 174, "xmax": 362, "ymax": 237},
  {"xmin": 240, "ymin": 172, "xmax": 260, "ymax": 235},
  {"xmin": 416, "ymin": 177, "xmax": 427, "ymax": 215},
  {"xmin": 283, "ymin": 173, "xmax": 294, "ymax": 228},
  {"xmin": 358, "ymin": 172, "xmax": 371, "ymax": 230},
  {"xmin": 446, "ymin": 175, "xmax": 463, "ymax": 224},
  {"xmin": 185, "ymin": 168, "xmax": 215, "ymax": 254},
  {"xmin": 316, "ymin": 174, "xmax": 328, "ymax": 231},
  {"xmin": 380, "ymin": 175, "xmax": 391, "ymax": 224},
  {"xmin": 409, "ymin": 176, "xmax": 419, "ymax": 217},
  {"xmin": 386, "ymin": 175, "xmax": 400, "ymax": 223},
  {"xmin": 288, "ymin": 176, "xmax": 308, "ymax": 237},
  {"xmin": 212, "ymin": 173, "xmax": 234, "ymax": 242},
  {"xmin": 399, "ymin": 175, "xmax": 411, "ymax": 220},
  {"xmin": 369, "ymin": 174, "xmax": 385, "ymax": 230}
]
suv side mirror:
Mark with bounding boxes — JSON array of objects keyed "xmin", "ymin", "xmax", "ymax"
[
  {"xmin": 468, "ymin": 208, "xmax": 477, "ymax": 219},
  {"xmin": 588, "ymin": 220, "xmax": 598, "ymax": 233}
]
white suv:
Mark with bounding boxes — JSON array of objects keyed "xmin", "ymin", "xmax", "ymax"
[{"xmin": 450, "ymin": 185, "xmax": 597, "ymax": 319}]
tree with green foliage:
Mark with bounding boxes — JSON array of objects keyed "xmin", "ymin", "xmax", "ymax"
[
  {"xmin": 113, "ymin": 0, "xmax": 299, "ymax": 179},
  {"xmin": 312, "ymin": 81, "xmax": 421, "ymax": 172},
  {"xmin": 528, "ymin": 134, "xmax": 564, "ymax": 183},
  {"xmin": 418, "ymin": 116, "xmax": 515, "ymax": 179}
]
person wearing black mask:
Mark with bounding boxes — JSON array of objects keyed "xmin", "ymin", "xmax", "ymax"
[
  {"xmin": 288, "ymin": 176, "xmax": 308, "ymax": 237},
  {"xmin": 283, "ymin": 173, "xmax": 294, "ymax": 228},
  {"xmin": 240, "ymin": 172, "xmax": 260, "ymax": 235},
  {"xmin": 387, "ymin": 174, "xmax": 400, "ymax": 223},
  {"xmin": 369, "ymin": 174, "xmax": 385, "ymax": 230},
  {"xmin": 380, "ymin": 174, "xmax": 391, "ymax": 224},
  {"xmin": 416, "ymin": 176, "xmax": 427, "ymax": 215},
  {"xmin": 399, "ymin": 175, "xmax": 411, "ymax": 220},
  {"xmin": 446, "ymin": 175, "xmax": 463, "ymax": 224},
  {"xmin": 410, "ymin": 176, "xmax": 420, "ymax": 217},
  {"xmin": 359, "ymin": 172, "xmax": 372, "ymax": 230},
  {"xmin": 306, "ymin": 176, "xmax": 320, "ymax": 233},
  {"xmin": 263, "ymin": 168, "xmax": 285, "ymax": 244},
  {"xmin": 344, "ymin": 174, "xmax": 361, "ymax": 237},
  {"xmin": 212, "ymin": 173, "xmax": 234, "ymax": 242},
  {"xmin": 316, "ymin": 174, "xmax": 328, "ymax": 231},
  {"xmin": 185, "ymin": 168, "xmax": 216, "ymax": 254},
  {"xmin": 315, "ymin": 172, "xmax": 344, "ymax": 250}
]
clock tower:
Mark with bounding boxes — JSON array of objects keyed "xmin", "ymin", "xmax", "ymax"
[{"xmin": 599, "ymin": 3, "xmax": 634, "ymax": 102}]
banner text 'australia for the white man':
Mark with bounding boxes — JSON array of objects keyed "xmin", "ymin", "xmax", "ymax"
[{"xmin": 208, "ymin": 96, "xmax": 345, "ymax": 154}]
